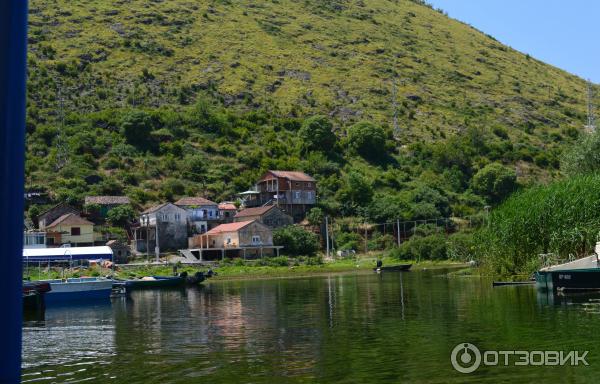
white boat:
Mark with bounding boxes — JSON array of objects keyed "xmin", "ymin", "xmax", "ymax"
[{"xmin": 42, "ymin": 277, "xmax": 113, "ymax": 304}]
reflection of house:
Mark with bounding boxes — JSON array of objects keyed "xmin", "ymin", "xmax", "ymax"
[
  {"xmin": 218, "ymin": 202, "xmax": 237, "ymax": 223},
  {"xmin": 234, "ymin": 206, "xmax": 292, "ymax": 229},
  {"xmin": 133, "ymin": 203, "xmax": 188, "ymax": 253},
  {"xmin": 187, "ymin": 220, "xmax": 282, "ymax": 261},
  {"xmin": 107, "ymin": 240, "xmax": 131, "ymax": 263},
  {"xmin": 38, "ymin": 202, "xmax": 79, "ymax": 230},
  {"xmin": 45, "ymin": 213, "xmax": 94, "ymax": 247},
  {"xmin": 84, "ymin": 196, "xmax": 130, "ymax": 218},
  {"xmin": 239, "ymin": 170, "xmax": 316, "ymax": 221},
  {"xmin": 175, "ymin": 197, "xmax": 219, "ymax": 234}
]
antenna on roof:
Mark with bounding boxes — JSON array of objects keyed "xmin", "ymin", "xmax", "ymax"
[{"xmin": 585, "ymin": 79, "xmax": 596, "ymax": 133}]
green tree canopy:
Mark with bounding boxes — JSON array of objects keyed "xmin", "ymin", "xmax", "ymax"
[
  {"xmin": 121, "ymin": 110, "xmax": 155, "ymax": 151},
  {"xmin": 347, "ymin": 121, "xmax": 386, "ymax": 161},
  {"xmin": 273, "ymin": 225, "xmax": 320, "ymax": 256},
  {"xmin": 471, "ymin": 163, "xmax": 517, "ymax": 203},
  {"xmin": 106, "ymin": 204, "xmax": 136, "ymax": 227},
  {"xmin": 298, "ymin": 115, "xmax": 336, "ymax": 152},
  {"xmin": 561, "ymin": 130, "xmax": 600, "ymax": 175}
]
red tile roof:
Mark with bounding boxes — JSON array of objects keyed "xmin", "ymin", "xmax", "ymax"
[
  {"xmin": 234, "ymin": 206, "xmax": 274, "ymax": 218},
  {"xmin": 175, "ymin": 197, "xmax": 218, "ymax": 206},
  {"xmin": 218, "ymin": 203, "xmax": 237, "ymax": 210},
  {"xmin": 262, "ymin": 170, "xmax": 315, "ymax": 182},
  {"xmin": 46, "ymin": 213, "xmax": 94, "ymax": 228},
  {"xmin": 205, "ymin": 220, "xmax": 255, "ymax": 235}
]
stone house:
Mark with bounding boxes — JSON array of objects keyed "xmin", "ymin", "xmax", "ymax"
[
  {"xmin": 175, "ymin": 197, "xmax": 220, "ymax": 234},
  {"xmin": 45, "ymin": 213, "xmax": 95, "ymax": 247},
  {"xmin": 133, "ymin": 203, "xmax": 188, "ymax": 253},
  {"xmin": 84, "ymin": 196, "xmax": 131, "ymax": 218},
  {"xmin": 218, "ymin": 202, "xmax": 237, "ymax": 223},
  {"xmin": 107, "ymin": 240, "xmax": 131, "ymax": 264},
  {"xmin": 233, "ymin": 205, "xmax": 293, "ymax": 229}
]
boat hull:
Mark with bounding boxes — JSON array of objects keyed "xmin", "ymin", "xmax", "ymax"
[
  {"xmin": 119, "ymin": 276, "xmax": 184, "ymax": 289},
  {"xmin": 373, "ymin": 264, "xmax": 412, "ymax": 272},
  {"xmin": 42, "ymin": 278, "xmax": 113, "ymax": 303},
  {"xmin": 536, "ymin": 269, "xmax": 600, "ymax": 292}
]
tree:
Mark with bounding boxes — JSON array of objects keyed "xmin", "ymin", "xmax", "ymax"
[
  {"xmin": 306, "ymin": 207, "xmax": 324, "ymax": 227},
  {"xmin": 298, "ymin": 115, "xmax": 336, "ymax": 152},
  {"xmin": 471, "ymin": 163, "xmax": 517, "ymax": 203},
  {"xmin": 347, "ymin": 121, "xmax": 386, "ymax": 161},
  {"xmin": 106, "ymin": 205, "xmax": 136, "ymax": 227},
  {"xmin": 561, "ymin": 130, "xmax": 600, "ymax": 175},
  {"xmin": 121, "ymin": 110, "xmax": 155, "ymax": 151},
  {"xmin": 273, "ymin": 225, "xmax": 320, "ymax": 256},
  {"xmin": 336, "ymin": 171, "xmax": 373, "ymax": 214}
]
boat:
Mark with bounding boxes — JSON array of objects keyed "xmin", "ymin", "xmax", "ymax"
[
  {"xmin": 492, "ymin": 281, "xmax": 535, "ymax": 287},
  {"xmin": 114, "ymin": 275, "xmax": 184, "ymax": 290},
  {"xmin": 22, "ymin": 281, "xmax": 52, "ymax": 310},
  {"xmin": 373, "ymin": 264, "xmax": 412, "ymax": 272},
  {"xmin": 179, "ymin": 271, "xmax": 207, "ymax": 285},
  {"xmin": 536, "ymin": 243, "xmax": 600, "ymax": 292},
  {"xmin": 41, "ymin": 277, "xmax": 114, "ymax": 303}
]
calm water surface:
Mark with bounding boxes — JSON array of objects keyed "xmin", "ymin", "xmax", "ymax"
[{"xmin": 22, "ymin": 269, "xmax": 600, "ymax": 383}]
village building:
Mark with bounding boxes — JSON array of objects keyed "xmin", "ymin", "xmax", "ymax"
[
  {"xmin": 44, "ymin": 213, "xmax": 95, "ymax": 247},
  {"xmin": 37, "ymin": 202, "xmax": 79, "ymax": 230},
  {"xmin": 132, "ymin": 203, "xmax": 188, "ymax": 253},
  {"xmin": 234, "ymin": 206, "xmax": 293, "ymax": 229},
  {"xmin": 84, "ymin": 196, "xmax": 130, "ymax": 218},
  {"xmin": 238, "ymin": 170, "xmax": 316, "ymax": 222},
  {"xmin": 187, "ymin": 220, "xmax": 282, "ymax": 261},
  {"xmin": 107, "ymin": 240, "xmax": 131, "ymax": 264},
  {"xmin": 175, "ymin": 197, "xmax": 220, "ymax": 234},
  {"xmin": 218, "ymin": 202, "xmax": 238, "ymax": 223}
]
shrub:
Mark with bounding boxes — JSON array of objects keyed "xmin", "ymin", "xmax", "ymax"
[
  {"xmin": 347, "ymin": 121, "xmax": 387, "ymax": 161},
  {"xmin": 106, "ymin": 205, "xmax": 136, "ymax": 227},
  {"xmin": 471, "ymin": 162, "xmax": 517, "ymax": 203},
  {"xmin": 298, "ymin": 115, "xmax": 336, "ymax": 152},
  {"xmin": 273, "ymin": 225, "xmax": 320, "ymax": 256},
  {"xmin": 390, "ymin": 233, "xmax": 447, "ymax": 261}
]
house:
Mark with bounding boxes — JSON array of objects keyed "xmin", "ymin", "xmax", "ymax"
[
  {"xmin": 233, "ymin": 206, "xmax": 293, "ymax": 229},
  {"xmin": 107, "ymin": 240, "xmax": 131, "ymax": 264},
  {"xmin": 37, "ymin": 202, "xmax": 79, "ymax": 230},
  {"xmin": 218, "ymin": 202, "xmax": 237, "ymax": 223},
  {"xmin": 175, "ymin": 197, "xmax": 220, "ymax": 234},
  {"xmin": 239, "ymin": 170, "xmax": 316, "ymax": 221},
  {"xmin": 132, "ymin": 203, "xmax": 188, "ymax": 253},
  {"xmin": 84, "ymin": 196, "xmax": 131, "ymax": 217},
  {"xmin": 23, "ymin": 231, "xmax": 46, "ymax": 249},
  {"xmin": 187, "ymin": 220, "xmax": 281, "ymax": 260},
  {"xmin": 44, "ymin": 213, "xmax": 94, "ymax": 247}
]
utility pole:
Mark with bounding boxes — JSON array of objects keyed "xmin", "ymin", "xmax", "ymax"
[
  {"xmin": 586, "ymin": 79, "xmax": 596, "ymax": 133},
  {"xmin": 155, "ymin": 216, "xmax": 160, "ymax": 263},
  {"xmin": 396, "ymin": 219, "xmax": 401, "ymax": 246},
  {"xmin": 364, "ymin": 222, "xmax": 368, "ymax": 254},
  {"xmin": 325, "ymin": 216, "xmax": 330, "ymax": 259}
]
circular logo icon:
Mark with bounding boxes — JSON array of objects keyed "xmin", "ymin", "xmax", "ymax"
[{"xmin": 451, "ymin": 343, "xmax": 482, "ymax": 374}]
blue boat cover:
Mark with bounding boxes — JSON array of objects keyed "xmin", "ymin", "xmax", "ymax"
[{"xmin": 23, "ymin": 246, "xmax": 113, "ymax": 262}]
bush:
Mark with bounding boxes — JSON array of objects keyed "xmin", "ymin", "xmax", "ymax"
[
  {"xmin": 347, "ymin": 121, "xmax": 387, "ymax": 162},
  {"xmin": 273, "ymin": 225, "xmax": 320, "ymax": 256},
  {"xmin": 446, "ymin": 232, "xmax": 476, "ymax": 261},
  {"xmin": 106, "ymin": 205, "xmax": 136, "ymax": 227},
  {"xmin": 561, "ymin": 130, "xmax": 600, "ymax": 175},
  {"xmin": 471, "ymin": 163, "xmax": 517, "ymax": 203},
  {"xmin": 298, "ymin": 115, "xmax": 336, "ymax": 152},
  {"xmin": 390, "ymin": 234, "xmax": 447, "ymax": 261}
]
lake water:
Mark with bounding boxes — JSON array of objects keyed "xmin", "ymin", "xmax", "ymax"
[{"xmin": 21, "ymin": 269, "xmax": 600, "ymax": 383}]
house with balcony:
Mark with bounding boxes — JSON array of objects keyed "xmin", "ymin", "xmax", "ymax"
[
  {"xmin": 218, "ymin": 202, "xmax": 238, "ymax": 223},
  {"xmin": 187, "ymin": 220, "xmax": 282, "ymax": 261},
  {"xmin": 175, "ymin": 197, "xmax": 220, "ymax": 234},
  {"xmin": 238, "ymin": 170, "xmax": 316, "ymax": 222},
  {"xmin": 132, "ymin": 203, "xmax": 188, "ymax": 253}
]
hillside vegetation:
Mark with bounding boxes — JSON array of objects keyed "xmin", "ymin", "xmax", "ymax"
[{"xmin": 25, "ymin": 0, "xmax": 598, "ymax": 218}]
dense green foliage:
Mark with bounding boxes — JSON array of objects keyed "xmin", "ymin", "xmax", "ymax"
[
  {"xmin": 471, "ymin": 163, "xmax": 518, "ymax": 203},
  {"xmin": 475, "ymin": 174, "xmax": 600, "ymax": 276},
  {"xmin": 273, "ymin": 226, "xmax": 320, "ymax": 256},
  {"xmin": 389, "ymin": 231, "xmax": 475, "ymax": 261},
  {"xmin": 561, "ymin": 130, "xmax": 600, "ymax": 175},
  {"xmin": 347, "ymin": 121, "xmax": 389, "ymax": 162}
]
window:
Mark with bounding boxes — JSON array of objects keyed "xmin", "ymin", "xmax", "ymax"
[
  {"xmin": 174, "ymin": 213, "xmax": 181, "ymax": 221},
  {"xmin": 295, "ymin": 182, "xmax": 300, "ymax": 187},
  {"xmin": 307, "ymin": 191, "xmax": 314, "ymax": 200},
  {"xmin": 71, "ymin": 227, "xmax": 81, "ymax": 236},
  {"xmin": 306, "ymin": 182, "xmax": 312, "ymax": 188},
  {"xmin": 46, "ymin": 237, "xmax": 55, "ymax": 246},
  {"xmin": 252, "ymin": 235, "xmax": 261, "ymax": 244},
  {"xmin": 294, "ymin": 191, "xmax": 301, "ymax": 199},
  {"xmin": 226, "ymin": 237, "xmax": 232, "ymax": 244}
]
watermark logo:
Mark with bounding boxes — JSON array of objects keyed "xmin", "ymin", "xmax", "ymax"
[{"xmin": 451, "ymin": 343, "xmax": 589, "ymax": 373}]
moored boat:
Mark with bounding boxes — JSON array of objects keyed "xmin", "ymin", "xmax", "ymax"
[
  {"xmin": 115, "ymin": 275, "xmax": 184, "ymax": 290},
  {"xmin": 373, "ymin": 264, "xmax": 412, "ymax": 272},
  {"xmin": 536, "ymin": 244, "xmax": 600, "ymax": 292},
  {"xmin": 42, "ymin": 277, "xmax": 113, "ymax": 303}
]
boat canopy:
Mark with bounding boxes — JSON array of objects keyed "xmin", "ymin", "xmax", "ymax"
[{"xmin": 23, "ymin": 246, "xmax": 113, "ymax": 262}]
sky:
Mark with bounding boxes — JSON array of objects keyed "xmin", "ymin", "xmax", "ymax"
[{"xmin": 427, "ymin": 0, "xmax": 600, "ymax": 83}]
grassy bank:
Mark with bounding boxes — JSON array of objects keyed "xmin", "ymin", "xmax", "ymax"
[{"xmin": 24, "ymin": 255, "xmax": 467, "ymax": 282}]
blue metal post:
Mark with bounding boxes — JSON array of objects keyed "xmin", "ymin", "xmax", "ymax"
[{"xmin": 0, "ymin": 1, "xmax": 28, "ymax": 383}]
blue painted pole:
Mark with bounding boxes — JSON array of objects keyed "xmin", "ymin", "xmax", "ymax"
[{"xmin": 0, "ymin": 1, "xmax": 28, "ymax": 383}]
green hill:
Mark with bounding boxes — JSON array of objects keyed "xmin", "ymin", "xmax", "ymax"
[{"xmin": 24, "ymin": 0, "xmax": 598, "ymax": 219}]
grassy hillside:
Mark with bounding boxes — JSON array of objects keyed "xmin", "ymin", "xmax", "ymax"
[{"xmin": 24, "ymin": 0, "xmax": 599, "ymax": 217}]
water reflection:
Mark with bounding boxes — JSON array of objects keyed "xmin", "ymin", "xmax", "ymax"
[{"xmin": 21, "ymin": 271, "xmax": 600, "ymax": 383}]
